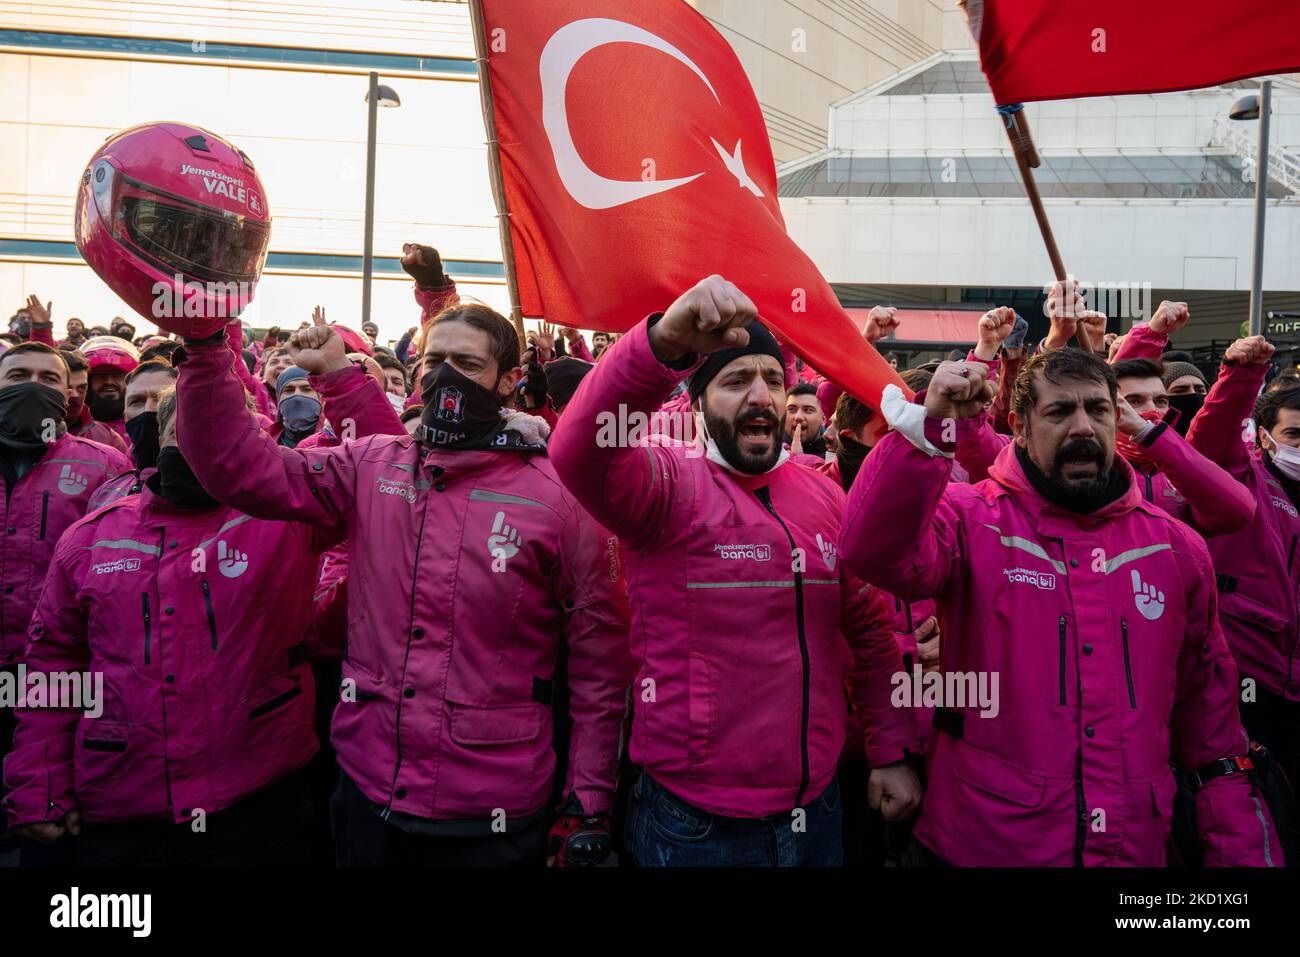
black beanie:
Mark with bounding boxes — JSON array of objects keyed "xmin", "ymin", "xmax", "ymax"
[
  {"xmin": 687, "ymin": 320, "xmax": 785, "ymax": 402},
  {"xmin": 546, "ymin": 357, "xmax": 594, "ymax": 408}
]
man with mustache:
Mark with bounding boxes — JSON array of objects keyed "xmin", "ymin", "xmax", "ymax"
[
  {"xmin": 79, "ymin": 336, "xmax": 139, "ymax": 444},
  {"xmin": 85, "ymin": 360, "xmax": 178, "ymax": 510},
  {"xmin": 60, "ymin": 351, "xmax": 128, "ymax": 455},
  {"xmin": 550, "ymin": 275, "xmax": 921, "ymax": 867},
  {"xmin": 841, "ymin": 348, "xmax": 1278, "ymax": 866}
]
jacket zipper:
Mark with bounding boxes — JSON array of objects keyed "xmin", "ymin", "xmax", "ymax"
[
  {"xmin": 1058, "ymin": 616, "xmax": 1067, "ymax": 705},
  {"xmin": 141, "ymin": 593, "xmax": 152, "ymax": 664},
  {"xmin": 201, "ymin": 580, "xmax": 218, "ymax": 651},
  {"xmin": 38, "ymin": 491, "xmax": 48, "ymax": 541},
  {"xmin": 1121, "ymin": 618, "xmax": 1136, "ymax": 709},
  {"xmin": 1143, "ymin": 472, "xmax": 1154, "ymax": 503},
  {"xmin": 755, "ymin": 486, "xmax": 811, "ymax": 809}
]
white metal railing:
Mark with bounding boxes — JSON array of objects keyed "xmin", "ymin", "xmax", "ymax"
[{"xmin": 1210, "ymin": 116, "xmax": 1300, "ymax": 194}]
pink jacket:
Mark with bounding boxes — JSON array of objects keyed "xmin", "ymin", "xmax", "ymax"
[
  {"xmin": 954, "ymin": 412, "xmax": 1255, "ymax": 537},
  {"xmin": 842, "ymin": 428, "xmax": 1279, "ymax": 866},
  {"xmin": 86, "ymin": 467, "xmax": 153, "ymax": 512},
  {"xmin": 1112, "ymin": 322, "xmax": 1166, "ymax": 363},
  {"xmin": 3, "ymin": 485, "xmax": 327, "ymax": 826},
  {"xmin": 68, "ymin": 404, "xmax": 129, "ymax": 455},
  {"xmin": 293, "ymin": 364, "xmax": 407, "ymax": 661},
  {"xmin": 549, "ymin": 317, "xmax": 912, "ymax": 818},
  {"xmin": 174, "ymin": 339, "xmax": 633, "ymax": 819},
  {"xmin": 414, "ymin": 279, "xmax": 460, "ymax": 325},
  {"xmin": 1187, "ymin": 360, "xmax": 1300, "ymax": 702},
  {"xmin": 0, "ymin": 434, "xmax": 131, "ymax": 665}
]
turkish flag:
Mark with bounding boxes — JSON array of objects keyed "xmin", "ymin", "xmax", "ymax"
[
  {"xmin": 973, "ymin": 0, "xmax": 1300, "ymax": 105},
  {"xmin": 478, "ymin": 0, "xmax": 907, "ymax": 409}
]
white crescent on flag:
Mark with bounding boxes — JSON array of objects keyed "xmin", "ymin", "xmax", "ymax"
[{"xmin": 539, "ymin": 17, "xmax": 762, "ymax": 210}]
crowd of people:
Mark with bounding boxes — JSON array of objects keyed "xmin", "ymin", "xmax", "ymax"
[{"xmin": 0, "ymin": 249, "xmax": 1295, "ymax": 868}]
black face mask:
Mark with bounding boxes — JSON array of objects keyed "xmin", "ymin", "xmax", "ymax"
[
  {"xmin": 836, "ymin": 435, "xmax": 872, "ymax": 492},
  {"xmin": 87, "ymin": 385, "xmax": 124, "ymax": 423},
  {"xmin": 0, "ymin": 382, "xmax": 66, "ymax": 451},
  {"xmin": 1166, "ymin": 392, "xmax": 1206, "ymax": 437},
  {"xmin": 419, "ymin": 363, "xmax": 506, "ymax": 449},
  {"xmin": 126, "ymin": 411, "xmax": 161, "ymax": 471},
  {"xmin": 154, "ymin": 446, "xmax": 219, "ymax": 510},
  {"xmin": 1016, "ymin": 444, "xmax": 1128, "ymax": 514}
]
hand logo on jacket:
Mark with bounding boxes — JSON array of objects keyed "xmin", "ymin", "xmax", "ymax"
[
  {"xmin": 488, "ymin": 511, "xmax": 521, "ymax": 569},
  {"xmin": 217, "ymin": 540, "xmax": 249, "ymax": 579},
  {"xmin": 1132, "ymin": 569, "xmax": 1165, "ymax": 621},
  {"xmin": 57, "ymin": 464, "xmax": 88, "ymax": 496},
  {"xmin": 815, "ymin": 533, "xmax": 837, "ymax": 573}
]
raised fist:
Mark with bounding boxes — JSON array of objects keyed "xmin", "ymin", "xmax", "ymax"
[
  {"xmin": 287, "ymin": 308, "xmax": 349, "ymax": 375},
  {"xmin": 649, "ymin": 275, "xmax": 759, "ymax": 362},
  {"xmin": 923, "ymin": 360, "xmax": 995, "ymax": 422},
  {"xmin": 1224, "ymin": 335, "xmax": 1275, "ymax": 366},
  {"xmin": 862, "ymin": 306, "xmax": 900, "ymax": 345},
  {"xmin": 401, "ymin": 243, "xmax": 446, "ymax": 288},
  {"xmin": 1149, "ymin": 301, "xmax": 1190, "ymax": 338}
]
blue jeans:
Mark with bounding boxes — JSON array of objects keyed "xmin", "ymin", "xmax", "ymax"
[{"xmin": 626, "ymin": 773, "xmax": 843, "ymax": 867}]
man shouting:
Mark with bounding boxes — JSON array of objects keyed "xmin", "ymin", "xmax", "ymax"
[
  {"xmin": 841, "ymin": 349, "xmax": 1279, "ymax": 866},
  {"xmin": 550, "ymin": 275, "xmax": 920, "ymax": 867}
]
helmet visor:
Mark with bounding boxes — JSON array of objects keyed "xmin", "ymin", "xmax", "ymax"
[{"xmin": 116, "ymin": 177, "xmax": 270, "ymax": 286}]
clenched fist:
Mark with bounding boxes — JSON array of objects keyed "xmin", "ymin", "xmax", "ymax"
[
  {"xmin": 1224, "ymin": 335, "xmax": 1275, "ymax": 366},
  {"xmin": 862, "ymin": 306, "xmax": 900, "ymax": 345},
  {"xmin": 287, "ymin": 307, "xmax": 349, "ymax": 375},
  {"xmin": 923, "ymin": 361, "xmax": 995, "ymax": 422},
  {"xmin": 1149, "ymin": 301, "xmax": 1190, "ymax": 338},
  {"xmin": 974, "ymin": 307, "xmax": 1016, "ymax": 361},
  {"xmin": 649, "ymin": 275, "xmax": 759, "ymax": 363},
  {"xmin": 1044, "ymin": 279, "xmax": 1086, "ymax": 350}
]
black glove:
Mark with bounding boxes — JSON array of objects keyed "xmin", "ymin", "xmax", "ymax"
[
  {"xmin": 520, "ymin": 353, "xmax": 548, "ymax": 411},
  {"xmin": 401, "ymin": 243, "xmax": 446, "ymax": 288},
  {"xmin": 547, "ymin": 793, "xmax": 613, "ymax": 867}
]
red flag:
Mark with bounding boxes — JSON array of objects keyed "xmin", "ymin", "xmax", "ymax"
[
  {"xmin": 973, "ymin": 0, "xmax": 1300, "ymax": 106},
  {"xmin": 477, "ymin": 0, "xmax": 907, "ymax": 409}
]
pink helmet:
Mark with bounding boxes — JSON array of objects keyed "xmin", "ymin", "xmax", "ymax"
[
  {"xmin": 74, "ymin": 121, "xmax": 271, "ymax": 339},
  {"xmin": 80, "ymin": 335, "xmax": 140, "ymax": 376}
]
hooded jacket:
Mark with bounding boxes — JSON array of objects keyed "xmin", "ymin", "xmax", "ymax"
[
  {"xmin": 172, "ymin": 339, "xmax": 633, "ymax": 821},
  {"xmin": 3, "ymin": 485, "xmax": 330, "ymax": 826},
  {"xmin": 549, "ymin": 317, "xmax": 913, "ymax": 818},
  {"xmin": 1186, "ymin": 360, "xmax": 1300, "ymax": 702},
  {"xmin": 0, "ymin": 433, "xmax": 130, "ymax": 665},
  {"xmin": 841, "ymin": 424, "xmax": 1279, "ymax": 866}
]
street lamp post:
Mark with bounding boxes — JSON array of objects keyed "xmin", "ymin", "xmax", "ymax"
[
  {"xmin": 1230, "ymin": 80, "xmax": 1272, "ymax": 337},
  {"xmin": 362, "ymin": 73, "xmax": 401, "ymax": 328}
]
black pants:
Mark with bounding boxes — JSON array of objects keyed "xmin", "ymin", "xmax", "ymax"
[
  {"xmin": 330, "ymin": 773, "xmax": 548, "ymax": 867},
  {"xmin": 75, "ymin": 769, "xmax": 318, "ymax": 867},
  {"xmin": 1241, "ymin": 682, "xmax": 1300, "ymax": 793},
  {"xmin": 306, "ymin": 659, "xmax": 343, "ymax": 865},
  {"xmin": 0, "ymin": 699, "xmax": 15, "ymax": 850}
]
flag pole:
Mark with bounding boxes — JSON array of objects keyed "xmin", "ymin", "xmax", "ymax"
[
  {"xmin": 999, "ymin": 105, "xmax": 1094, "ymax": 350},
  {"xmin": 468, "ymin": 0, "xmax": 528, "ymax": 347}
]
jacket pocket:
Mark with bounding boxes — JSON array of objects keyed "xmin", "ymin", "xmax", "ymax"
[
  {"xmin": 953, "ymin": 742, "xmax": 1047, "ymax": 808},
  {"xmin": 38, "ymin": 492, "xmax": 48, "ymax": 541},
  {"xmin": 447, "ymin": 701, "xmax": 542, "ymax": 747},
  {"xmin": 1121, "ymin": 617, "xmax": 1136, "ymax": 709},
  {"xmin": 77, "ymin": 720, "xmax": 130, "ymax": 759},
  {"xmin": 201, "ymin": 579, "xmax": 218, "ymax": 651},
  {"xmin": 248, "ymin": 679, "xmax": 303, "ymax": 720}
]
